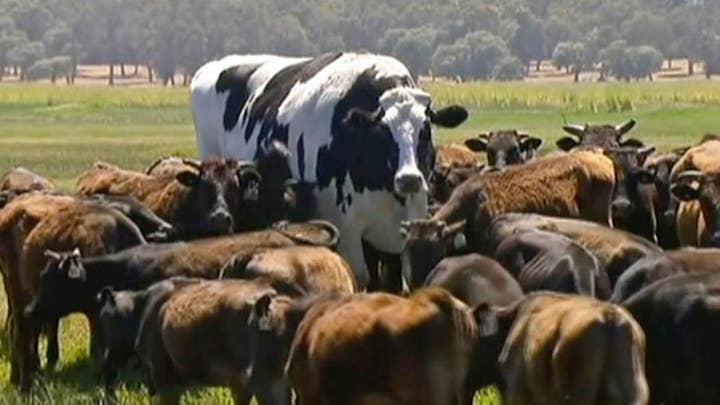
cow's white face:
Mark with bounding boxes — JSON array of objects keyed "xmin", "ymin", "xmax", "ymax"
[{"xmin": 380, "ymin": 88, "xmax": 433, "ymax": 196}]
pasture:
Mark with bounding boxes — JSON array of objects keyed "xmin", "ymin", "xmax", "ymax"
[{"xmin": 0, "ymin": 80, "xmax": 719, "ymax": 404}]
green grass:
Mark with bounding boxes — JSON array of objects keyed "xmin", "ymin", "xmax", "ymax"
[{"xmin": 0, "ymin": 81, "xmax": 718, "ymax": 404}]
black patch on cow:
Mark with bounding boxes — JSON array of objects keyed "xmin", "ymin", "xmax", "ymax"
[
  {"xmin": 317, "ymin": 67, "xmax": 415, "ymax": 206},
  {"xmin": 244, "ymin": 53, "xmax": 344, "ymax": 154},
  {"xmin": 216, "ymin": 64, "xmax": 263, "ymax": 131},
  {"xmin": 297, "ymin": 134, "xmax": 305, "ymax": 181}
]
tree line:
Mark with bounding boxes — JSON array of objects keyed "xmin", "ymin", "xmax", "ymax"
[{"xmin": 1, "ymin": 0, "xmax": 719, "ymax": 85}]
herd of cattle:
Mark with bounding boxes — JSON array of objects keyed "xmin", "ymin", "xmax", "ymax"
[{"xmin": 2, "ymin": 52, "xmax": 720, "ymax": 404}]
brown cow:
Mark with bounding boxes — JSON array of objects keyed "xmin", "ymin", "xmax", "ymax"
[
  {"xmin": 223, "ymin": 245, "xmax": 358, "ymax": 295},
  {"xmin": 0, "ymin": 193, "xmax": 146, "ymax": 391},
  {"xmin": 145, "ymin": 156, "xmax": 202, "ymax": 177},
  {"xmin": 402, "ymin": 150, "xmax": 615, "ymax": 285},
  {"xmin": 134, "ymin": 279, "xmax": 291, "ymax": 405},
  {"xmin": 465, "ymin": 130, "xmax": 543, "ymax": 169},
  {"xmin": 475, "ymin": 292, "xmax": 648, "ymax": 405},
  {"xmin": 424, "ymin": 254, "xmax": 524, "ymax": 402},
  {"xmin": 283, "ymin": 288, "xmax": 478, "ymax": 405},
  {"xmin": 555, "ymin": 120, "xmax": 642, "ymax": 151},
  {"xmin": 434, "ymin": 144, "xmax": 478, "ymax": 169},
  {"xmin": 0, "ymin": 167, "xmax": 56, "ymax": 208},
  {"xmin": 672, "ymin": 170, "xmax": 720, "ymax": 247},
  {"xmin": 671, "ymin": 139, "xmax": 720, "ymax": 246},
  {"xmin": 76, "ymin": 159, "xmax": 259, "ymax": 238}
]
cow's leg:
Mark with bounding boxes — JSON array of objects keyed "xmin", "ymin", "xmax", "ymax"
[
  {"xmin": 87, "ymin": 314, "xmax": 106, "ymax": 365},
  {"xmin": 362, "ymin": 239, "xmax": 381, "ymax": 292},
  {"xmin": 12, "ymin": 314, "xmax": 37, "ymax": 391},
  {"xmin": 45, "ymin": 318, "xmax": 60, "ymax": 369}
]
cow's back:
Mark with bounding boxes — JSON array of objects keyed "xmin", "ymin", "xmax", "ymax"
[{"xmin": 500, "ymin": 293, "xmax": 647, "ymax": 405}]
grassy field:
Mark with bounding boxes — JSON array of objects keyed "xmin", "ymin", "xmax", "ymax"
[{"xmin": 0, "ymin": 81, "xmax": 719, "ymax": 404}]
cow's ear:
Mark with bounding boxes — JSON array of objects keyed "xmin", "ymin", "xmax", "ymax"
[
  {"xmin": 97, "ymin": 287, "xmax": 115, "ymax": 305},
  {"xmin": 637, "ymin": 146, "xmax": 656, "ymax": 165},
  {"xmin": 176, "ymin": 170, "xmax": 199, "ymax": 187},
  {"xmin": 0, "ymin": 191, "xmax": 10, "ymax": 209},
  {"xmin": 344, "ymin": 108, "xmax": 382, "ymax": 129},
  {"xmin": 556, "ymin": 137, "xmax": 579, "ymax": 151},
  {"xmin": 620, "ymin": 138, "xmax": 645, "ymax": 148},
  {"xmin": 473, "ymin": 303, "xmax": 498, "ymax": 337},
  {"xmin": 44, "ymin": 249, "xmax": 62, "ymax": 263},
  {"xmin": 464, "ymin": 138, "xmax": 488, "ymax": 152},
  {"xmin": 520, "ymin": 136, "xmax": 544, "ymax": 152},
  {"xmin": 429, "ymin": 105, "xmax": 468, "ymax": 128}
]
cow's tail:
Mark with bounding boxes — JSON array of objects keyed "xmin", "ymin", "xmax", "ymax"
[{"xmin": 601, "ymin": 307, "xmax": 649, "ymax": 405}]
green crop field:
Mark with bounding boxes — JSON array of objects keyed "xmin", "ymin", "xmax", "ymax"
[{"xmin": 0, "ymin": 81, "xmax": 719, "ymax": 404}]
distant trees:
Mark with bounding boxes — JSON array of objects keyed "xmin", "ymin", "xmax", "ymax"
[
  {"xmin": 0, "ymin": 0, "xmax": 718, "ymax": 84},
  {"xmin": 600, "ymin": 41, "xmax": 664, "ymax": 81},
  {"xmin": 552, "ymin": 42, "xmax": 586, "ymax": 82}
]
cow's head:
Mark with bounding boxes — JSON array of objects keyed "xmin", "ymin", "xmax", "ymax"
[
  {"xmin": 174, "ymin": 158, "xmax": 261, "ymax": 237},
  {"xmin": 25, "ymin": 248, "xmax": 88, "ymax": 322},
  {"xmin": 430, "ymin": 164, "xmax": 484, "ymax": 204},
  {"xmin": 465, "ymin": 130, "xmax": 543, "ymax": 169},
  {"xmin": 401, "ymin": 219, "xmax": 467, "ymax": 288},
  {"xmin": 343, "ymin": 88, "xmax": 468, "ymax": 196},
  {"xmin": 556, "ymin": 120, "xmax": 641, "ymax": 151},
  {"xmin": 644, "ymin": 150, "xmax": 685, "ymax": 228},
  {"xmin": 672, "ymin": 170, "xmax": 720, "ymax": 246},
  {"xmin": 603, "ymin": 146, "xmax": 656, "ymax": 224},
  {"xmin": 237, "ymin": 141, "xmax": 308, "ymax": 230}
]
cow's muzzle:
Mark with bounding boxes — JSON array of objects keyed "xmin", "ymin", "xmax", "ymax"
[{"xmin": 394, "ymin": 173, "xmax": 424, "ymax": 195}]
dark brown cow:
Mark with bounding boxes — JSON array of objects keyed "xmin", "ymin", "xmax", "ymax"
[
  {"xmin": 465, "ymin": 130, "xmax": 543, "ymax": 169},
  {"xmin": 475, "ymin": 292, "xmax": 648, "ymax": 405},
  {"xmin": 0, "ymin": 193, "xmax": 146, "ymax": 391},
  {"xmin": 612, "ymin": 248, "xmax": 720, "ymax": 302},
  {"xmin": 424, "ymin": 254, "xmax": 524, "ymax": 402},
  {"xmin": 24, "ymin": 220, "xmax": 340, "ymax": 331},
  {"xmin": 0, "ymin": 167, "xmax": 56, "ymax": 208},
  {"xmin": 222, "ymin": 245, "xmax": 358, "ymax": 295},
  {"xmin": 284, "ymin": 288, "xmax": 478, "ymax": 405},
  {"xmin": 495, "ymin": 229, "xmax": 611, "ymax": 298},
  {"xmin": 430, "ymin": 164, "xmax": 485, "ymax": 204},
  {"xmin": 602, "ymin": 147, "xmax": 657, "ymax": 240},
  {"xmin": 402, "ymin": 150, "xmax": 615, "ymax": 285},
  {"xmin": 556, "ymin": 120, "xmax": 642, "ymax": 151},
  {"xmin": 97, "ymin": 277, "xmax": 201, "ymax": 392},
  {"xmin": 622, "ymin": 271, "xmax": 720, "ymax": 404},
  {"xmin": 134, "ymin": 279, "xmax": 290, "ymax": 405},
  {"xmin": 487, "ymin": 213, "xmax": 661, "ymax": 287},
  {"xmin": 643, "ymin": 151, "xmax": 684, "ymax": 248}
]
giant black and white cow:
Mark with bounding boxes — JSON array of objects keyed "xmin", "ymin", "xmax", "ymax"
[{"xmin": 191, "ymin": 53, "xmax": 468, "ymax": 288}]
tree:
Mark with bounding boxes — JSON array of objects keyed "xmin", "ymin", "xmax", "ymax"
[
  {"xmin": 508, "ymin": 7, "xmax": 545, "ymax": 72},
  {"xmin": 391, "ymin": 29, "xmax": 437, "ymax": 77},
  {"xmin": 431, "ymin": 42, "xmax": 468, "ymax": 79},
  {"xmin": 701, "ymin": 34, "xmax": 720, "ymax": 78},
  {"xmin": 622, "ymin": 11, "xmax": 672, "ymax": 62},
  {"xmin": 552, "ymin": 41, "xmax": 586, "ymax": 82},
  {"xmin": 627, "ymin": 45, "xmax": 664, "ymax": 80},
  {"xmin": 492, "ymin": 56, "xmax": 525, "ymax": 80},
  {"xmin": 600, "ymin": 40, "xmax": 632, "ymax": 81},
  {"xmin": 543, "ymin": 16, "xmax": 577, "ymax": 62},
  {"xmin": 461, "ymin": 30, "xmax": 512, "ymax": 80},
  {"xmin": 7, "ymin": 40, "xmax": 44, "ymax": 80}
]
